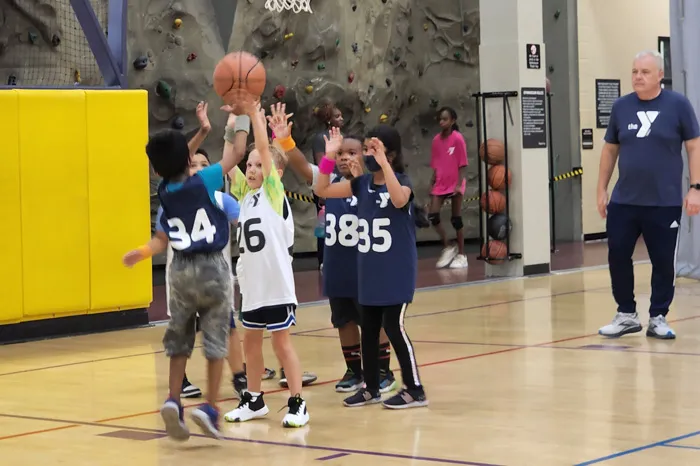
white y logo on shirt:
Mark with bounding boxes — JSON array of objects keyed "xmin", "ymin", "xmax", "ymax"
[
  {"xmin": 635, "ymin": 111, "xmax": 659, "ymax": 138},
  {"xmin": 376, "ymin": 192, "xmax": 391, "ymax": 208}
]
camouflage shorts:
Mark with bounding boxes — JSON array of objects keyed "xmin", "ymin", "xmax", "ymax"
[{"xmin": 163, "ymin": 250, "xmax": 232, "ymax": 360}]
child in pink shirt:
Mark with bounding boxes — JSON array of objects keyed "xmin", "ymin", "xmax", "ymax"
[{"xmin": 429, "ymin": 107, "xmax": 468, "ymax": 268}]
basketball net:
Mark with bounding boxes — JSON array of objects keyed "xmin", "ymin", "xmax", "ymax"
[{"xmin": 264, "ymin": 0, "xmax": 312, "ymax": 13}]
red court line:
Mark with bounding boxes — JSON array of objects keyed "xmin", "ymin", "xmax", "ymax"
[{"xmin": 0, "ymin": 424, "xmax": 79, "ymax": 441}]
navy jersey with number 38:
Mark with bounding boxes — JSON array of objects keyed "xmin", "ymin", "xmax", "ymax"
[
  {"xmin": 158, "ymin": 171, "xmax": 230, "ymax": 254},
  {"xmin": 322, "ymin": 175, "xmax": 359, "ymax": 298},
  {"xmin": 350, "ymin": 173, "xmax": 417, "ymax": 306}
]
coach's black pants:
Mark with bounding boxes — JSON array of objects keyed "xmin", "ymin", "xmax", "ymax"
[
  {"xmin": 360, "ymin": 303, "xmax": 422, "ymax": 391},
  {"xmin": 606, "ymin": 203, "xmax": 681, "ymax": 317}
]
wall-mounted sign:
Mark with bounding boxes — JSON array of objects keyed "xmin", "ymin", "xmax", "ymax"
[
  {"xmin": 526, "ymin": 43, "xmax": 541, "ymax": 69},
  {"xmin": 595, "ymin": 79, "xmax": 620, "ymax": 128},
  {"xmin": 582, "ymin": 128, "xmax": 594, "ymax": 150},
  {"xmin": 521, "ymin": 87, "xmax": 547, "ymax": 149}
]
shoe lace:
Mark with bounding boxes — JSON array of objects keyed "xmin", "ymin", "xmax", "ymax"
[
  {"xmin": 279, "ymin": 394, "xmax": 303, "ymax": 414},
  {"xmin": 237, "ymin": 391, "xmax": 252, "ymax": 408}
]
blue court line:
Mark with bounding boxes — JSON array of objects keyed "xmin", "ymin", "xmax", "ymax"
[
  {"xmin": 660, "ymin": 443, "xmax": 700, "ymax": 451},
  {"xmin": 573, "ymin": 430, "xmax": 700, "ymax": 465}
]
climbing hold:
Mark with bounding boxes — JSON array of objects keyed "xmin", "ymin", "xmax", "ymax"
[
  {"xmin": 423, "ymin": 23, "xmax": 429, "ymax": 31},
  {"xmin": 305, "ymin": 85, "xmax": 314, "ymax": 94},
  {"xmin": 7, "ymin": 74, "xmax": 17, "ymax": 86},
  {"xmin": 291, "ymin": 59, "xmax": 299, "ymax": 68},
  {"xmin": 393, "ymin": 54, "xmax": 400, "ymax": 62},
  {"xmin": 352, "ymin": 42, "xmax": 359, "ymax": 53},
  {"xmin": 273, "ymin": 84, "xmax": 286, "ymax": 99},
  {"xmin": 336, "ymin": 38, "xmax": 340, "ymax": 47},
  {"xmin": 408, "ymin": 94, "xmax": 417, "ymax": 105},
  {"xmin": 186, "ymin": 52, "xmax": 197, "ymax": 62},
  {"xmin": 408, "ymin": 35, "xmax": 414, "ymax": 42},
  {"xmin": 317, "ymin": 62, "xmax": 326, "ymax": 71},
  {"xmin": 133, "ymin": 56, "xmax": 148, "ymax": 70},
  {"xmin": 364, "ymin": 107, "xmax": 371, "ymax": 113},
  {"xmin": 173, "ymin": 18, "xmax": 182, "ymax": 29},
  {"xmin": 430, "ymin": 99, "xmax": 439, "ymax": 108},
  {"xmin": 454, "ymin": 51, "xmax": 462, "ymax": 59},
  {"xmin": 348, "ymin": 72, "xmax": 355, "ymax": 83},
  {"xmin": 259, "ymin": 50, "xmax": 269, "ymax": 59},
  {"xmin": 418, "ymin": 68, "xmax": 424, "ymax": 77},
  {"xmin": 172, "ymin": 116, "xmax": 185, "ymax": 130},
  {"xmin": 368, "ymin": 84, "xmax": 374, "ymax": 94},
  {"xmin": 312, "ymin": 106, "xmax": 319, "ymax": 114},
  {"xmin": 379, "ymin": 114, "xmax": 388, "ymax": 123},
  {"xmin": 400, "ymin": 60, "xmax": 407, "ymax": 69},
  {"xmin": 382, "ymin": 0, "xmax": 387, "ymax": 3},
  {"xmin": 156, "ymin": 80, "xmax": 172, "ymax": 99},
  {"xmin": 284, "ymin": 33, "xmax": 294, "ymax": 40},
  {"xmin": 74, "ymin": 69, "xmax": 81, "ymax": 84},
  {"xmin": 385, "ymin": 78, "xmax": 392, "ymax": 87},
  {"xmin": 465, "ymin": 120, "xmax": 474, "ymax": 128},
  {"xmin": 421, "ymin": 127, "xmax": 429, "ymax": 135},
  {"xmin": 28, "ymin": 31, "xmax": 38, "ymax": 44},
  {"xmin": 352, "ymin": 4, "xmax": 357, "ymax": 11},
  {"xmin": 51, "ymin": 34, "xmax": 61, "ymax": 47}
]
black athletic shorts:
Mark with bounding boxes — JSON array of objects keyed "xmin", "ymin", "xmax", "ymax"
[{"xmin": 329, "ymin": 297, "xmax": 361, "ymax": 328}]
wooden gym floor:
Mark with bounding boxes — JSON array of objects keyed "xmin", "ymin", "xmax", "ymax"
[{"xmin": 3, "ymin": 261, "xmax": 700, "ymax": 465}]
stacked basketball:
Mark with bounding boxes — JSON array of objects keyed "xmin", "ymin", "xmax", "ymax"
[{"xmin": 478, "ymin": 138, "xmax": 512, "ymax": 263}]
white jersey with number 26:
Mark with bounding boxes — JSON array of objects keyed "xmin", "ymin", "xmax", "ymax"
[{"xmin": 236, "ymin": 182, "xmax": 296, "ymax": 313}]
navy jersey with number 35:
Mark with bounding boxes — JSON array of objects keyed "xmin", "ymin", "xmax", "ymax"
[
  {"xmin": 350, "ymin": 173, "xmax": 417, "ymax": 306},
  {"xmin": 158, "ymin": 171, "xmax": 230, "ymax": 254}
]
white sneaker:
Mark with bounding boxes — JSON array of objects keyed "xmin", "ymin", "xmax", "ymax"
[
  {"xmin": 282, "ymin": 395, "xmax": 309, "ymax": 428},
  {"xmin": 449, "ymin": 254, "xmax": 469, "ymax": 269},
  {"xmin": 646, "ymin": 315, "xmax": 676, "ymax": 339},
  {"xmin": 598, "ymin": 312, "xmax": 643, "ymax": 338},
  {"xmin": 224, "ymin": 392, "xmax": 269, "ymax": 422},
  {"xmin": 436, "ymin": 245, "xmax": 458, "ymax": 268}
]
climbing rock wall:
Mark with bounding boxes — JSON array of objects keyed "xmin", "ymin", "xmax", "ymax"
[
  {"xmin": 0, "ymin": 0, "xmax": 481, "ymax": 255},
  {"xmin": 227, "ymin": 0, "xmax": 481, "ymax": 249}
]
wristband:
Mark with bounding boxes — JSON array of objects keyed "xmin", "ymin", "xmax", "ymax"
[
  {"xmin": 137, "ymin": 245, "xmax": 154, "ymax": 259},
  {"xmin": 277, "ymin": 135, "xmax": 296, "ymax": 152},
  {"xmin": 319, "ymin": 155, "xmax": 336, "ymax": 175},
  {"xmin": 234, "ymin": 114, "xmax": 250, "ymax": 133},
  {"xmin": 223, "ymin": 126, "xmax": 237, "ymax": 143}
]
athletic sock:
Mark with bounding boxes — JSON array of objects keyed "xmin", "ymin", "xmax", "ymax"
[
  {"xmin": 342, "ymin": 344, "xmax": 363, "ymax": 376},
  {"xmin": 378, "ymin": 342, "xmax": 392, "ymax": 374}
]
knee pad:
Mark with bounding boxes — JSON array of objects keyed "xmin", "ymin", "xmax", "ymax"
[
  {"xmin": 451, "ymin": 216, "xmax": 464, "ymax": 231},
  {"xmin": 428, "ymin": 213, "xmax": 441, "ymax": 226}
]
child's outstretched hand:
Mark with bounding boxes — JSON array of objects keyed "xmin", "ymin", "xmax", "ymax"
[
  {"xmin": 348, "ymin": 158, "xmax": 364, "ymax": 178},
  {"xmin": 220, "ymin": 90, "xmax": 258, "ymax": 115},
  {"xmin": 367, "ymin": 137, "xmax": 388, "ymax": 168},
  {"xmin": 323, "ymin": 126, "xmax": 343, "ymax": 156},
  {"xmin": 196, "ymin": 101, "xmax": 211, "ymax": 132},
  {"xmin": 267, "ymin": 102, "xmax": 293, "ymax": 140},
  {"xmin": 122, "ymin": 249, "xmax": 143, "ymax": 268}
]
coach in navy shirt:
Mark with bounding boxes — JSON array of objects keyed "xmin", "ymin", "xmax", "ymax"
[{"xmin": 597, "ymin": 50, "xmax": 700, "ymax": 340}]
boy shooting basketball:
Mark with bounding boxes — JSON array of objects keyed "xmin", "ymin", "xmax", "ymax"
[{"xmin": 122, "ymin": 105, "xmax": 245, "ymax": 441}]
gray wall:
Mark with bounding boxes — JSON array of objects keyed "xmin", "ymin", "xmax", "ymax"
[{"xmin": 542, "ymin": 0, "xmax": 582, "ymax": 243}]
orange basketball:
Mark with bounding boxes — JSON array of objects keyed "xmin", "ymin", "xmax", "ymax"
[
  {"xmin": 213, "ymin": 51, "xmax": 266, "ymax": 104},
  {"xmin": 479, "ymin": 138, "xmax": 505, "ymax": 165},
  {"xmin": 488, "ymin": 165, "xmax": 512, "ymax": 191},
  {"xmin": 480, "ymin": 190, "xmax": 506, "ymax": 214},
  {"xmin": 481, "ymin": 240, "xmax": 508, "ymax": 264}
]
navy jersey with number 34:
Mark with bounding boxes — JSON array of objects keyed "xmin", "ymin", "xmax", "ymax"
[
  {"xmin": 158, "ymin": 173, "xmax": 230, "ymax": 254},
  {"xmin": 350, "ymin": 173, "xmax": 417, "ymax": 306}
]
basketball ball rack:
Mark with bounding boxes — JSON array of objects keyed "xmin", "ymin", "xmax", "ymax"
[{"xmin": 472, "ymin": 91, "xmax": 522, "ymax": 263}]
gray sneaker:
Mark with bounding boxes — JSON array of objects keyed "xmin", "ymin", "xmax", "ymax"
[
  {"xmin": 598, "ymin": 312, "xmax": 643, "ymax": 338},
  {"xmin": 646, "ymin": 315, "xmax": 676, "ymax": 340}
]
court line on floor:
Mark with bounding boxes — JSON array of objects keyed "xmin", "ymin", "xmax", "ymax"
[
  {"xmin": 661, "ymin": 444, "xmax": 700, "ymax": 451},
  {"xmin": 574, "ymin": 430, "xmax": 700, "ymax": 465},
  {"xmin": 0, "ymin": 412, "xmax": 503, "ymax": 465},
  {"xmin": 0, "ymin": 285, "xmax": 611, "ymax": 378}
]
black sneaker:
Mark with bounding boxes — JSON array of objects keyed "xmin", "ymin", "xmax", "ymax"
[
  {"xmin": 233, "ymin": 372, "xmax": 248, "ymax": 398},
  {"xmin": 335, "ymin": 369, "xmax": 364, "ymax": 393},
  {"xmin": 343, "ymin": 388, "xmax": 381, "ymax": 407},
  {"xmin": 223, "ymin": 391, "xmax": 270, "ymax": 422},
  {"xmin": 382, "ymin": 387, "xmax": 429, "ymax": 410},
  {"xmin": 378, "ymin": 370, "xmax": 397, "ymax": 393},
  {"xmin": 181, "ymin": 375, "xmax": 202, "ymax": 399},
  {"xmin": 278, "ymin": 368, "xmax": 318, "ymax": 388}
]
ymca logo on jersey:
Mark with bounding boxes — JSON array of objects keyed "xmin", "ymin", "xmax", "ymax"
[
  {"xmin": 376, "ymin": 192, "xmax": 391, "ymax": 208},
  {"xmin": 346, "ymin": 195, "xmax": 358, "ymax": 206},
  {"xmin": 627, "ymin": 111, "xmax": 659, "ymax": 138},
  {"xmin": 248, "ymin": 192, "xmax": 261, "ymax": 208}
]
